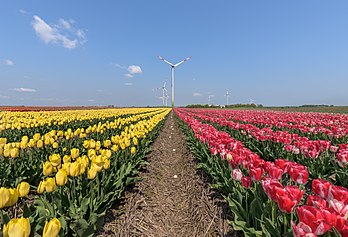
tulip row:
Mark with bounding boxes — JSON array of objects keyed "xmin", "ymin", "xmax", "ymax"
[
  {"xmin": 1, "ymin": 108, "xmax": 170, "ymax": 236},
  {"xmin": 175, "ymin": 108, "xmax": 348, "ymax": 236},
  {"xmin": 0, "ymin": 109, "xmax": 162, "ymax": 188},
  {"xmin": 184, "ymin": 109, "xmax": 348, "ymax": 188},
  {"xmin": 0, "ymin": 108, "xmax": 148, "ymax": 133},
  {"xmin": 210, "ymin": 109, "xmax": 348, "ymax": 141}
]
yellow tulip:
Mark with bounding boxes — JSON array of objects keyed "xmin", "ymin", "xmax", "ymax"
[
  {"xmin": 0, "ymin": 147, "xmax": 3, "ymax": 156},
  {"xmin": 83, "ymin": 140, "xmax": 89, "ymax": 149},
  {"xmin": 70, "ymin": 148, "xmax": 79, "ymax": 159},
  {"xmin": 103, "ymin": 159, "xmax": 110, "ymax": 170},
  {"xmin": 63, "ymin": 155, "xmax": 71, "ymax": 164},
  {"xmin": 95, "ymin": 141, "xmax": 101, "ymax": 150},
  {"xmin": 17, "ymin": 182, "xmax": 30, "ymax": 197},
  {"xmin": 20, "ymin": 140, "xmax": 28, "ymax": 149},
  {"xmin": 120, "ymin": 143, "xmax": 126, "ymax": 150},
  {"xmin": 0, "ymin": 137, "xmax": 7, "ymax": 145},
  {"xmin": 87, "ymin": 167, "xmax": 98, "ymax": 180},
  {"xmin": 69, "ymin": 162, "xmax": 81, "ymax": 177},
  {"xmin": 87, "ymin": 149, "xmax": 96, "ymax": 158},
  {"xmin": 52, "ymin": 142, "xmax": 59, "ymax": 149},
  {"xmin": 49, "ymin": 154, "xmax": 61, "ymax": 167},
  {"xmin": 33, "ymin": 133, "xmax": 41, "ymax": 141},
  {"xmin": 37, "ymin": 180, "xmax": 45, "ymax": 194},
  {"xmin": 131, "ymin": 146, "xmax": 136, "ymax": 154},
  {"xmin": 42, "ymin": 218, "xmax": 61, "ymax": 237},
  {"xmin": 63, "ymin": 147, "xmax": 67, "ymax": 152},
  {"xmin": 7, "ymin": 188, "xmax": 19, "ymax": 206},
  {"xmin": 89, "ymin": 139, "xmax": 96, "ymax": 149},
  {"xmin": 111, "ymin": 145, "xmax": 119, "ymax": 152},
  {"xmin": 44, "ymin": 178, "xmax": 56, "ymax": 193},
  {"xmin": 3, "ymin": 148, "xmax": 10, "ymax": 157},
  {"xmin": 61, "ymin": 163, "xmax": 71, "ymax": 176},
  {"xmin": 3, "ymin": 217, "xmax": 30, "ymax": 237},
  {"xmin": 55, "ymin": 169, "xmax": 68, "ymax": 186},
  {"xmin": 133, "ymin": 137, "xmax": 138, "ymax": 146},
  {"xmin": 0, "ymin": 187, "xmax": 10, "ymax": 209},
  {"xmin": 103, "ymin": 140, "xmax": 111, "ymax": 148},
  {"xmin": 36, "ymin": 140, "xmax": 44, "ymax": 148},
  {"xmin": 43, "ymin": 161, "xmax": 53, "ymax": 176}
]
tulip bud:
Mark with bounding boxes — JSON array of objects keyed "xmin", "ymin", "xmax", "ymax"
[
  {"xmin": 17, "ymin": 182, "xmax": 30, "ymax": 197},
  {"xmin": 69, "ymin": 162, "xmax": 81, "ymax": 177},
  {"xmin": 37, "ymin": 180, "xmax": 45, "ymax": 194},
  {"xmin": 49, "ymin": 154, "xmax": 61, "ymax": 167},
  {"xmin": 36, "ymin": 140, "xmax": 44, "ymax": 148},
  {"xmin": 42, "ymin": 218, "xmax": 61, "ymax": 237},
  {"xmin": 55, "ymin": 169, "xmax": 68, "ymax": 186},
  {"xmin": 52, "ymin": 142, "xmax": 59, "ymax": 149},
  {"xmin": 0, "ymin": 187, "xmax": 10, "ymax": 208},
  {"xmin": 111, "ymin": 145, "xmax": 119, "ymax": 152},
  {"xmin": 43, "ymin": 161, "xmax": 53, "ymax": 176},
  {"xmin": 3, "ymin": 148, "xmax": 10, "ymax": 157},
  {"xmin": 87, "ymin": 167, "xmax": 98, "ymax": 180},
  {"xmin": 88, "ymin": 149, "xmax": 96, "ymax": 158},
  {"xmin": 89, "ymin": 139, "xmax": 96, "ymax": 149},
  {"xmin": 3, "ymin": 217, "xmax": 31, "ymax": 237},
  {"xmin": 103, "ymin": 140, "xmax": 111, "ymax": 148},
  {"xmin": 131, "ymin": 146, "xmax": 136, "ymax": 154},
  {"xmin": 70, "ymin": 148, "xmax": 80, "ymax": 159},
  {"xmin": 7, "ymin": 188, "xmax": 19, "ymax": 206},
  {"xmin": 44, "ymin": 178, "xmax": 56, "ymax": 193},
  {"xmin": 103, "ymin": 159, "xmax": 110, "ymax": 170},
  {"xmin": 133, "ymin": 137, "xmax": 138, "ymax": 146},
  {"xmin": 63, "ymin": 155, "xmax": 71, "ymax": 164}
]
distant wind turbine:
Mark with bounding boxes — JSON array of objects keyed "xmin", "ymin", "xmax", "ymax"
[
  {"xmin": 159, "ymin": 56, "xmax": 192, "ymax": 107},
  {"xmin": 224, "ymin": 91, "xmax": 230, "ymax": 106}
]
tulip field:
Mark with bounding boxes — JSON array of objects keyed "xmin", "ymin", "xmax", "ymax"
[
  {"xmin": 0, "ymin": 108, "xmax": 170, "ymax": 236},
  {"xmin": 175, "ymin": 108, "xmax": 348, "ymax": 237},
  {"xmin": 1, "ymin": 107, "xmax": 348, "ymax": 237}
]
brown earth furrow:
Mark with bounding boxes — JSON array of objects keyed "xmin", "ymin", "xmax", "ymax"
[{"xmin": 96, "ymin": 112, "xmax": 235, "ymax": 237}]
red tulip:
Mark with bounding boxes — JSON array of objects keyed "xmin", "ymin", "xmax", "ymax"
[
  {"xmin": 291, "ymin": 221, "xmax": 317, "ymax": 237},
  {"xmin": 296, "ymin": 205, "xmax": 332, "ymax": 235},
  {"xmin": 242, "ymin": 176, "xmax": 252, "ymax": 188},
  {"xmin": 312, "ymin": 179, "xmax": 331, "ymax": 199},
  {"xmin": 249, "ymin": 167, "xmax": 263, "ymax": 181}
]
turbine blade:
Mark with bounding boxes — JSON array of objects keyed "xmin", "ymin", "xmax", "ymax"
[
  {"xmin": 174, "ymin": 56, "xmax": 192, "ymax": 67},
  {"xmin": 158, "ymin": 56, "xmax": 174, "ymax": 66}
]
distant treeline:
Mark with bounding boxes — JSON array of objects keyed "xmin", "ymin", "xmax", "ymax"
[
  {"xmin": 185, "ymin": 103, "xmax": 264, "ymax": 108},
  {"xmin": 298, "ymin": 104, "xmax": 334, "ymax": 107}
]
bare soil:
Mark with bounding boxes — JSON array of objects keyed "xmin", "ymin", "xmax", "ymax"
[{"xmin": 96, "ymin": 112, "xmax": 236, "ymax": 237}]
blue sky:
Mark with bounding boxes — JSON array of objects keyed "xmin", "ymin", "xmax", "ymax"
[{"xmin": 1, "ymin": 1, "xmax": 348, "ymax": 107}]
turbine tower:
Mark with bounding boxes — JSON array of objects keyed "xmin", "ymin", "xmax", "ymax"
[
  {"xmin": 161, "ymin": 81, "xmax": 168, "ymax": 107},
  {"xmin": 159, "ymin": 56, "xmax": 192, "ymax": 107},
  {"xmin": 224, "ymin": 91, "xmax": 230, "ymax": 106}
]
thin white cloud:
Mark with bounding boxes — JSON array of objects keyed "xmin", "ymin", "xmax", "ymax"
[
  {"xmin": 19, "ymin": 9, "xmax": 27, "ymax": 14},
  {"xmin": 193, "ymin": 92, "xmax": 202, "ymax": 97},
  {"xmin": 58, "ymin": 19, "xmax": 71, "ymax": 30},
  {"xmin": 0, "ymin": 95, "xmax": 9, "ymax": 99},
  {"xmin": 128, "ymin": 65, "xmax": 142, "ymax": 74},
  {"xmin": 32, "ymin": 15, "xmax": 86, "ymax": 49},
  {"xmin": 125, "ymin": 73, "xmax": 133, "ymax": 78},
  {"xmin": 96, "ymin": 89, "xmax": 103, "ymax": 92},
  {"xmin": 3, "ymin": 59, "xmax": 14, "ymax": 66},
  {"xmin": 113, "ymin": 63, "xmax": 126, "ymax": 70},
  {"xmin": 10, "ymin": 87, "xmax": 37, "ymax": 92},
  {"xmin": 125, "ymin": 83, "xmax": 133, "ymax": 86},
  {"xmin": 88, "ymin": 99, "xmax": 95, "ymax": 102}
]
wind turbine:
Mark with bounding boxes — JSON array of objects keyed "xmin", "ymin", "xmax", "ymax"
[
  {"xmin": 161, "ymin": 81, "xmax": 168, "ymax": 107},
  {"xmin": 208, "ymin": 94, "xmax": 214, "ymax": 106},
  {"xmin": 224, "ymin": 91, "xmax": 230, "ymax": 106},
  {"xmin": 159, "ymin": 56, "xmax": 192, "ymax": 107}
]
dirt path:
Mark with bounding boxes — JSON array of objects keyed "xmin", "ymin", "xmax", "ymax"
[{"xmin": 97, "ymin": 112, "xmax": 234, "ymax": 237}]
